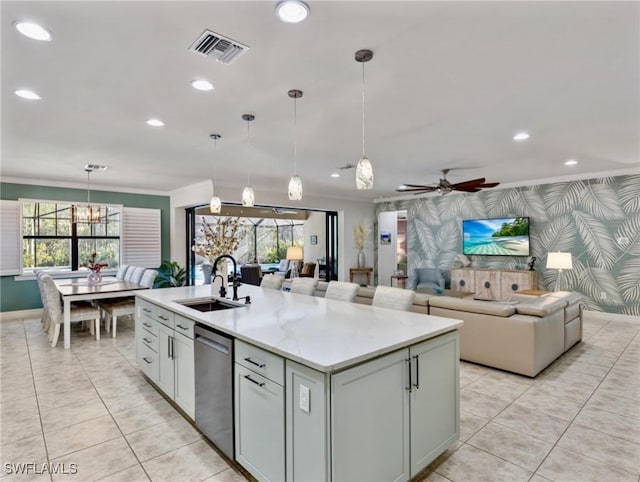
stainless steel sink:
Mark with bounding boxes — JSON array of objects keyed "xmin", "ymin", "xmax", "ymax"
[{"xmin": 175, "ymin": 298, "xmax": 244, "ymax": 313}]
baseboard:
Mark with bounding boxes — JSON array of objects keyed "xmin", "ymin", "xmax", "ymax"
[
  {"xmin": 583, "ymin": 309, "xmax": 640, "ymax": 324},
  {"xmin": 0, "ymin": 308, "xmax": 43, "ymax": 322}
]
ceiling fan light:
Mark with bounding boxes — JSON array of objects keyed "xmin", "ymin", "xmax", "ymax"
[
  {"xmin": 242, "ymin": 186, "xmax": 255, "ymax": 207},
  {"xmin": 288, "ymin": 175, "xmax": 303, "ymax": 200},
  {"xmin": 14, "ymin": 21, "xmax": 52, "ymax": 41},
  {"xmin": 209, "ymin": 195, "xmax": 221, "ymax": 214},
  {"xmin": 355, "ymin": 157, "xmax": 373, "ymax": 190},
  {"xmin": 275, "ymin": 1, "xmax": 309, "ymax": 23}
]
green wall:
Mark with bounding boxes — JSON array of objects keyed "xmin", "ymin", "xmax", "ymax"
[
  {"xmin": 1, "ymin": 182, "xmax": 170, "ymax": 312},
  {"xmin": 375, "ymin": 174, "xmax": 640, "ymax": 315}
]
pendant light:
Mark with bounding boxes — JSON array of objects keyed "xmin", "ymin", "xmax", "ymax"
[
  {"xmin": 241, "ymin": 114, "xmax": 255, "ymax": 207},
  {"xmin": 354, "ymin": 49, "xmax": 374, "ymax": 190},
  {"xmin": 73, "ymin": 165, "xmax": 105, "ymax": 224},
  {"xmin": 287, "ymin": 89, "xmax": 303, "ymax": 201},
  {"xmin": 209, "ymin": 134, "xmax": 222, "ymax": 214}
]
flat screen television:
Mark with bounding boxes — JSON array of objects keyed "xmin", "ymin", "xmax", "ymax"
[{"xmin": 462, "ymin": 217, "xmax": 530, "ymax": 256}]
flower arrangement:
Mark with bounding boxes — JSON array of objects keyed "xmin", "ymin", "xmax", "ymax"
[
  {"xmin": 81, "ymin": 252, "xmax": 108, "ymax": 273},
  {"xmin": 193, "ymin": 216, "xmax": 242, "ymax": 264},
  {"xmin": 353, "ymin": 222, "xmax": 370, "ymax": 251}
]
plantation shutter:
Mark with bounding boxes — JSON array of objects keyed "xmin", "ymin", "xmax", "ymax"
[
  {"xmin": 122, "ymin": 207, "xmax": 161, "ymax": 268},
  {"xmin": 0, "ymin": 200, "xmax": 21, "ymax": 275}
]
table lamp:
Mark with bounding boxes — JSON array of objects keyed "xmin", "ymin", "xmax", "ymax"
[
  {"xmin": 546, "ymin": 252, "xmax": 573, "ymax": 291},
  {"xmin": 286, "ymin": 246, "xmax": 304, "ymax": 278}
]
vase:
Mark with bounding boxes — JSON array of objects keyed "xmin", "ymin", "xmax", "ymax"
[
  {"xmin": 357, "ymin": 250, "xmax": 366, "ymax": 268},
  {"xmin": 87, "ymin": 271, "xmax": 102, "ymax": 286}
]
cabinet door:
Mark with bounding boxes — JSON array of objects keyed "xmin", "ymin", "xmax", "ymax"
[
  {"xmin": 474, "ymin": 270, "xmax": 501, "ymax": 301},
  {"xmin": 174, "ymin": 332, "xmax": 194, "ymax": 420},
  {"xmin": 331, "ymin": 348, "xmax": 410, "ymax": 482},
  {"xmin": 156, "ymin": 322, "xmax": 175, "ymax": 399},
  {"xmin": 235, "ymin": 364, "xmax": 285, "ymax": 482},
  {"xmin": 409, "ymin": 332, "xmax": 459, "ymax": 477},
  {"xmin": 451, "ymin": 268, "xmax": 475, "ymax": 293}
]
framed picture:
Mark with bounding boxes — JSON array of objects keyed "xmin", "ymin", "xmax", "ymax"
[
  {"xmin": 310, "ymin": 235, "xmax": 318, "ymax": 245},
  {"xmin": 380, "ymin": 232, "xmax": 391, "ymax": 244}
]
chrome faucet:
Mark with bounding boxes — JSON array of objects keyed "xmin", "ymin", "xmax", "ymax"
[{"xmin": 212, "ymin": 255, "xmax": 239, "ymax": 301}]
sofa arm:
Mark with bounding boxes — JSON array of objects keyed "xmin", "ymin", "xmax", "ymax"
[{"xmin": 406, "ymin": 277, "xmax": 417, "ymax": 290}]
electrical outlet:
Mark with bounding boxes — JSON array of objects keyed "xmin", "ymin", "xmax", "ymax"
[{"xmin": 600, "ymin": 292, "xmax": 607, "ymax": 300}]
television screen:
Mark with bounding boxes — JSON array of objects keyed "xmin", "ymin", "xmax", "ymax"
[{"xmin": 462, "ymin": 217, "xmax": 530, "ymax": 256}]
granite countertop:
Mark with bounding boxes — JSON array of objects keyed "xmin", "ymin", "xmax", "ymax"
[{"xmin": 137, "ymin": 284, "xmax": 463, "ymax": 373}]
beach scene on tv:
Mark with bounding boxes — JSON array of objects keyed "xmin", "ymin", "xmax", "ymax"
[{"xmin": 463, "ymin": 217, "xmax": 530, "ymax": 256}]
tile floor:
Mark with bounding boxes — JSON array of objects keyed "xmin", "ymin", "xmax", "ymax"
[{"xmin": 1, "ymin": 314, "xmax": 639, "ymax": 482}]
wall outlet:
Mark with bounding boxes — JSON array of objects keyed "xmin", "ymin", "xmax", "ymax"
[{"xmin": 600, "ymin": 292, "xmax": 608, "ymax": 300}]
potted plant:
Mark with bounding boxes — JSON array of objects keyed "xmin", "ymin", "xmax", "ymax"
[{"xmin": 153, "ymin": 260, "xmax": 187, "ymax": 288}]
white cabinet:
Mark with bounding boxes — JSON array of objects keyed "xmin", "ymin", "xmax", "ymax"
[
  {"xmin": 135, "ymin": 299, "xmax": 195, "ymax": 419},
  {"xmin": 451, "ymin": 268, "xmax": 537, "ymax": 301},
  {"xmin": 235, "ymin": 341, "xmax": 285, "ymax": 482},
  {"xmin": 331, "ymin": 331, "xmax": 459, "ymax": 480}
]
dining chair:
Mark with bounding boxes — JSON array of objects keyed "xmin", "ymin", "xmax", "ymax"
[
  {"xmin": 325, "ymin": 281, "xmax": 359, "ymax": 302},
  {"xmin": 34, "ymin": 270, "xmax": 52, "ymax": 332},
  {"xmin": 290, "ymin": 278, "xmax": 318, "ymax": 296},
  {"xmin": 115, "ymin": 264, "xmax": 130, "ymax": 280},
  {"xmin": 260, "ymin": 274, "xmax": 283, "ymax": 290},
  {"xmin": 372, "ymin": 286, "xmax": 415, "ymax": 312},
  {"xmin": 101, "ymin": 269, "xmax": 157, "ymax": 337},
  {"xmin": 41, "ymin": 275, "xmax": 101, "ymax": 348}
]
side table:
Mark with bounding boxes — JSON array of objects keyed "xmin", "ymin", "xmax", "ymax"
[
  {"xmin": 390, "ymin": 274, "xmax": 408, "ymax": 289},
  {"xmin": 349, "ymin": 267, "xmax": 373, "ymax": 285}
]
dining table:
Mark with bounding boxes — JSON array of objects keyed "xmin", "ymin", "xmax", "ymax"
[{"xmin": 53, "ymin": 277, "xmax": 149, "ymax": 349}]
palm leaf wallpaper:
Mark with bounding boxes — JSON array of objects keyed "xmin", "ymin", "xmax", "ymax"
[{"xmin": 375, "ymin": 174, "xmax": 639, "ymax": 315}]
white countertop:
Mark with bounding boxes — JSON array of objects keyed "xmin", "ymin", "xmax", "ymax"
[{"xmin": 137, "ymin": 284, "xmax": 463, "ymax": 373}]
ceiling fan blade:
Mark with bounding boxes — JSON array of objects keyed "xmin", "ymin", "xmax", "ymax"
[
  {"xmin": 399, "ymin": 184, "xmax": 435, "ymax": 188},
  {"xmin": 453, "ymin": 187, "xmax": 481, "ymax": 192},
  {"xmin": 452, "ymin": 177, "xmax": 486, "ymax": 189},
  {"xmin": 478, "ymin": 182, "xmax": 500, "ymax": 188},
  {"xmin": 396, "ymin": 186, "xmax": 437, "ymax": 192}
]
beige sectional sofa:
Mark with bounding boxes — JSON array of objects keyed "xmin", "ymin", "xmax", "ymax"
[{"xmin": 312, "ymin": 282, "xmax": 582, "ymax": 377}]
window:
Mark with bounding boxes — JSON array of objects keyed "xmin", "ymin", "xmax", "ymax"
[{"xmin": 21, "ymin": 200, "xmax": 121, "ymax": 272}]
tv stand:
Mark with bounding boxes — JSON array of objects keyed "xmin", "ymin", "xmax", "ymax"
[{"xmin": 450, "ymin": 268, "xmax": 537, "ymax": 301}]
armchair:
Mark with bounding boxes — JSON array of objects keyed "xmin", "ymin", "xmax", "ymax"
[
  {"xmin": 407, "ymin": 268, "xmax": 445, "ymax": 291},
  {"xmin": 275, "ymin": 259, "xmax": 290, "ymax": 278},
  {"xmin": 240, "ymin": 264, "xmax": 262, "ymax": 286}
]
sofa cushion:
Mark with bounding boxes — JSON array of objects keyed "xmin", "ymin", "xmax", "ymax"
[
  {"xmin": 515, "ymin": 297, "xmax": 567, "ymax": 317},
  {"xmin": 546, "ymin": 291, "xmax": 582, "ymax": 305},
  {"xmin": 428, "ymin": 296, "xmax": 516, "ymax": 317},
  {"xmin": 413, "ymin": 293, "xmax": 431, "ymax": 307}
]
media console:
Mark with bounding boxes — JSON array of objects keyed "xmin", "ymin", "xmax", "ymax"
[{"xmin": 450, "ymin": 268, "xmax": 538, "ymax": 301}]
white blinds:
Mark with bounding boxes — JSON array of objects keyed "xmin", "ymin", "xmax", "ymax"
[
  {"xmin": 0, "ymin": 200, "xmax": 21, "ymax": 275},
  {"xmin": 122, "ymin": 207, "xmax": 161, "ymax": 268}
]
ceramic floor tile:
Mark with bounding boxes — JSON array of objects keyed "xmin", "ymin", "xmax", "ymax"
[
  {"xmin": 125, "ymin": 416, "xmax": 202, "ymax": 462},
  {"xmin": 436, "ymin": 443, "xmax": 532, "ymax": 482},
  {"xmin": 459, "ymin": 410, "xmax": 489, "ymax": 442},
  {"xmin": 468, "ymin": 421, "xmax": 553, "ymax": 472},
  {"xmin": 464, "ymin": 375, "xmax": 530, "ymax": 403},
  {"xmin": 95, "ymin": 464, "xmax": 150, "ymax": 482},
  {"xmin": 573, "ymin": 405, "xmax": 640, "ymax": 444},
  {"xmin": 460, "ymin": 388, "xmax": 510, "ymax": 419},
  {"xmin": 41, "ymin": 397, "xmax": 109, "ymax": 433},
  {"xmin": 0, "ymin": 410, "xmax": 43, "ymax": 445},
  {"xmin": 596, "ymin": 376, "xmax": 640, "ymax": 402},
  {"xmin": 557, "ymin": 424, "xmax": 640, "ymax": 476},
  {"xmin": 0, "ymin": 380, "xmax": 36, "ymax": 404},
  {"xmin": 537, "ymin": 446, "xmax": 636, "ymax": 482},
  {"xmin": 552, "ymin": 357, "xmax": 612, "ymax": 379},
  {"xmin": 142, "ymin": 439, "xmax": 230, "ymax": 482},
  {"xmin": 494, "ymin": 404, "xmax": 570, "ymax": 443},
  {"xmin": 35, "ymin": 383, "xmax": 99, "ymax": 412},
  {"xmin": 50, "ymin": 436, "xmax": 138, "ymax": 481},
  {"xmin": 45, "ymin": 414, "xmax": 122, "ymax": 459},
  {"xmin": 584, "ymin": 390, "xmax": 640, "ymax": 420},
  {"xmin": 201, "ymin": 467, "xmax": 250, "ymax": 482},
  {"xmin": 513, "ymin": 389, "xmax": 584, "ymax": 422},
  {"xmin": 530, "ymin": 378, "xmax": 596, "ymax": 404},
  {"xmin": 100, "ymin": 384, "xmax": 165, "ymax": 414},
  {"xmin": 111, "ymin": 398, "xmax": 181, "ymax": 435},
  {"xmin": 0, "ymin": 433, "xmax": 47, "ymax": 468}
]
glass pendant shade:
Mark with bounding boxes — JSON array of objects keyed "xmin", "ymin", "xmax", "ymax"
[
  {"xmin": 242, "ymin": 186, "xmax": 255, "ymax": 207},
  {"xmin": 288, "ymin": 175, "xmax": 303, "ymax": 200},
  {"xmin": 74, "ymin": 204, "xmax": 103, "ymax": 224},
  {"xmin": 355, "ymin": 157, "xmax": 374, "ymax": 190},
  {"xmin": 209, "ymin": 195, "xmax": 221, "ymax": 214}
]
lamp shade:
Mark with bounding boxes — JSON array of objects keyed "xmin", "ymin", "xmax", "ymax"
[
  {"xmin": 286, "ymin": 246, "xmax": 303, "ymax": 261},
  {"xmin": 546, "ymin": 252, "xmax": 573, "ymax": 270}
]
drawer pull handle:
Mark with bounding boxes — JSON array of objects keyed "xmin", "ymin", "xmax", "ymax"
[
  {"xmin": 176, "ymin": 324, "xmax": 188, "ymax": 331},
  {"xmin": 244, "ymin": 375, "xmax": 265, "ymax": 387},
  {"xmin": 142, "ymin": 308, "xmax": 152, "ymax": 313},
  {"xmin": 143, "ymin": 322, "xmax": 152, "ymax": 328},
  {"xmin": 143, "ymin": 337, "xmax": 152, "ymax": 344},
  {"xmin": 244, "ymin": 357, "xmax": 266, "ymax": 368},
  {"xmin": 158, "ymin": 315, "xmax": 169, "ymax": 321},
  {"xmin": 142, "ymin": 357, "xmax": 152, "ymax": 364}
]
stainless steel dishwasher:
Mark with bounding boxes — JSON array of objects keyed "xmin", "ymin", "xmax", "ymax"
[{"xmin": 194, "ymin": 324, "xmax": 234, "ymax": 460}]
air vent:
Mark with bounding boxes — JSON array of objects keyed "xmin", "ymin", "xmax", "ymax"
[
  {"xmin": 84, "ymin": 164, "xmax": 108, "ymax": 171},
  {"xmin": 188, "ymin": 29, "xmax": 249, "ymax": 65}
]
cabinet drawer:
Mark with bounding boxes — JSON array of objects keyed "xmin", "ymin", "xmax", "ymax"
[
  {"xmin": 140, "ymin": 327, "xmax": 158, "ymax": 353},
  {"xmin": 155, "ymin": 306, "xmax": 174, "ymax": 328},
  {"xmin": 236, "ymin": 340, "xmax": 284, "ymax": 386},
  {"xmin": 174, "ymin": 315, "xmax": 195, "ymax": 339},
  {"xmin": 138, "ymin": 342, "xmax": 159, "ymax": 381},
  {"xmin": 139, "ymin": 317, "xmax": 158, "ymax": 337},
  {"xmin": 137, "ymin": 298, "xmax": 155, "ymax": 320}
]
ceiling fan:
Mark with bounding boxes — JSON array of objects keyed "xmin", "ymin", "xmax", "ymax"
[
  {"xmin": 260, "ymin": 207, "xmax": 299, "ymax": 215},
  {"xmin": 396, "ymin": 169, "xmax": 500, "ymax": 195}
]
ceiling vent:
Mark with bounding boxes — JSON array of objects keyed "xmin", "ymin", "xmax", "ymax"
[
  {"xmin": 188, "ymin": 29, "xmax": 249, "ymax": 65},
  {"xmin": 84, "ymin": 164, "xmax": 108, "ymax": 171}
]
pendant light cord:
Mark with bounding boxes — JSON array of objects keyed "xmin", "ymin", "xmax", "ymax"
[
  {"xmin": 246, "ymin": 120, "xmax": 251, "ymax": 185},
  {"xmin": 294, "ymin": 95, "xmax": 298, "ymax": 175},
  {"xmin": 86, "ymin": 169, "xmax": 91, "ymax": 204},
  {"xmin": 213, "ymin": 137, "xmax": 217, "ymax": 194},
  {"xmin": 361, "ymin": 61, "xmax": 366, "ymax": 158}
]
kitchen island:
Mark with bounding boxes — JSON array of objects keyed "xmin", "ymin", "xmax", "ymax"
[{"xmin": 135, "ymin": 284, "xmax": 462, "ymax": 482}]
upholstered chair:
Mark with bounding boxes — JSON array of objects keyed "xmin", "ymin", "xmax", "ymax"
[
  {"xmin": 325, "ymin": 281, "xmax": 359, "ymax": 302},
  {"xmin": 275, "ymin": 259, "xmax": 290, "ymax": 277},
  {"xmin": 240, "ymin": 264, "xmax": 263, "ymax": 286},
  {"xmin": 299, "ymin": 262, "xmax": 317, "ymax": 278},
  {"xmin": 372, "ymin": 286, "xmax": 416, "ymax": 311},
  {"xmin": 260, "ymin": 274, "xmax": 284, "ymax": 290},
  {"xmin": 290, "ymin": 278, "xmax": 318, "ymax": 296},
  {"xmin": 406, "ymin": 268, "xmax": 445, "ymax": 291}
]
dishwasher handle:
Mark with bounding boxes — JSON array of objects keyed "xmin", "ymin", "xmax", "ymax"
[{"xmin": 195, "ymin": 335, "xmax": 230, "ymax": 355}]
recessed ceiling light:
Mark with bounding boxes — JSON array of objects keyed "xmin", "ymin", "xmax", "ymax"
[
  {"xmin": 564, "ymin": 159, "xmax": 578, "ymax": 166},
  {"xmin": 145, "ymin": 118, "xmax": 164, "ymax": 127},
  {"xmin": 14, "ymin": 21, "xmax": 52, "ymax": 41},
  {"xmin": 513, "ymin": 132, "xmax": 530, "ymax": 141},
  {"xmin": 191, "ymin": 79, "xmax": 214, "ymax": 91},
  {"xmin": 330, "ymin": 173, "xmax": 340, "ymax": 178},
  {"xmin": 14, "ymin": 89, "xmax": 41, "ymax": 100},
  {"xmin": 275, "ymin": 0, "xmax": 310, "ymax": 23}
]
